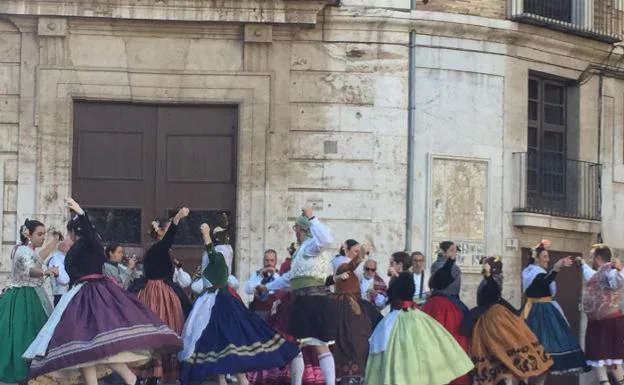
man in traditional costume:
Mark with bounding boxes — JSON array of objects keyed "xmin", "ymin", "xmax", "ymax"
[
  {"xmin": 257, "ymin": 208, "xmax": 337, "ymax": 385},
  {"xmin": 577, "ymin": 244, "xmax": 624, "ymax": 385},
  {"xmin": 244, "ymin": 249, "xmax": 281, "ymax": 321}
]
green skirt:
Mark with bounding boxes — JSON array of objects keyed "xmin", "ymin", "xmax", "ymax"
[
  {"xmin": 0, "ymin": 286, "xmax": 49, "ymax": 383},
  {"xmin": 364, "ymin": 309, "xmax": 474, "ymax": 385}
]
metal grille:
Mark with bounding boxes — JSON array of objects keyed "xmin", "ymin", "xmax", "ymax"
[
  {"xmin": 84, "ymin": 207, "xmax": 142, "ymax": 244},
  {"xmin": 509, "ymin": 0, "xmax": 623, "ymax": 43},
  {"xmin": 513, "ymin": 152, "xmax": 601, "ymax": 220}
]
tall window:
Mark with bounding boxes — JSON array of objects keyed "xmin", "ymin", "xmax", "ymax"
[{"xmin": 527, "ymin": 75, "xmax": 567, "ymax": 210}]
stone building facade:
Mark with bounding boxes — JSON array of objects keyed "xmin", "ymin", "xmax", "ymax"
[{"xmin": 1, "ymin": 3, "xmax": 624, "ymax": 376}]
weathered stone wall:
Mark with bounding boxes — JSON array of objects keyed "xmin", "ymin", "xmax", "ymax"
[
  {"xmin": 0, "ymin": 20, "xmax": 21, "ymax": 285},
  {"xmin": 420, "ymin": 0, "xmax": 505, "ymax": 18}
]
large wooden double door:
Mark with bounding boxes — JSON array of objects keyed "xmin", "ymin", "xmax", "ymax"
[{"xmin": 72, "ymin": 101, "xmax": 238, "ymax": 269}]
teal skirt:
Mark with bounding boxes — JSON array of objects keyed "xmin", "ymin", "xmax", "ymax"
[{"xmin": 0, "ymin": 286, "xmax": 49, "ymax": 383}]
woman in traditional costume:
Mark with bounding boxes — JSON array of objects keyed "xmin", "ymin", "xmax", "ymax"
[
  {"xmin": 331, "ymin": 240, "xmax": 381, "ymax": 385},
  {"xmin": 577, "ymin": 244, "xmax": 624, "ymax": 385},
  {"xmin": 23, "ymin": 198, "xmax": 182, "ymax": 385},
  {"xmin": 521, "ymin": 240, "xmax": 588, "ymax": 385},
  {"xmin": 179, "ymin": 223, "xmax": 300, "ymax": 385},
  {"xmin": 128, "ymin": 209, "xmax": 193, "ymax": 385},
  {"xmin": 421, "ymin": 241, "xmax": 471, "ymax": 385},
  {"xmin": 247, "ymin": 243, "xmax": 325, "ymax": 385},
  {"xmin": 0, "ymin": 219, "xmax": 58, "ymax": 384},
  {"xmin": 461, "ymin": 256, "xmax": 553, "ymax": 385},
  {"xmin": 364, "ymin": 271, "xmax": 473, "ymax": 385}
]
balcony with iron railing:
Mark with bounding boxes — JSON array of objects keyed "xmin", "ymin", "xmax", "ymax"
[
  {"xmin": 512, "ymin": 152, "xmax": 602, "ymax": 223},
  {"xmin": 508, "ymin": 0, "xmax": 623, "ymax": 43}
]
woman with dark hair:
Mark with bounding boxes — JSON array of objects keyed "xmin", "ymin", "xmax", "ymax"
[
  {"xmin": 387, "ymin": 251, "xmax": 412, "ymax": 285},
  {"xmin": 331, "ymin": 240, "xmax": 380, "ymax": 385},
  {"xmin": 0, "ymin": 219, "xmax": 58, "ymax": 385},
  {"xmin": 521, "ymin": 240, "xmax": 587, "ymax": 385},
  {"xmin": 364, "ymin": 272, "xmax": 473, "ymax": 385},
  {"xmin": 332, "ymin": 242, "xmax": 354, "ymax": 274},
  {"xmin": 103, "ymin": 243, "xmax": 140, "ymax": 290},
  {"xmin": 129, "ymin": 209, "xmax": 193, "ymax": 385},
  {"xmin": 179, "ymin": 223, "xmax": 299, "ymax": 385},
  {"xmin": 461, "ymin": 256, "xmax": 552, "ymax": 385},
  {"xmin": 420, "ymin": 241, "xmax": 471, "ymax": 385},
  {"xmin": 23, "ymin": 198, "xmax": 182, "ymax": 385}
]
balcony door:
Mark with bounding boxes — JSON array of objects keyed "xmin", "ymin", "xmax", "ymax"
[
  {"xmin": 72, "ymin": 101, "xmax": 238, "ymax": 270},
  {"xmin": 527, "ymin": 75, "xmax": 567, "ymax": 213}
]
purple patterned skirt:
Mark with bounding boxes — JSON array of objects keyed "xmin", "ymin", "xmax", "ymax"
[{"xmin": 27, "ymin": 275, "xmax": 182, "ymax": 380}]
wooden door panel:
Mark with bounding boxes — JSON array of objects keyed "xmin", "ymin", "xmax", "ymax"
[
  {"xmin": 155, "ymin": 105, "xmax": 238, "ymax": 269},
  {"xmin": 73, "ymin": 101, "xmax": 157, "ymax": 248}
]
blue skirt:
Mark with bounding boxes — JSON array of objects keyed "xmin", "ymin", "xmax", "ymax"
[
  {"xmin": 525, "ymin": 302, "xmax": 588, "ymax": 375},
  {"xmin": 179, "ymin": 289, "xmax": 299, "ymax": 385}
]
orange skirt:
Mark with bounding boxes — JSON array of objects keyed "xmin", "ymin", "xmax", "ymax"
[
  {"xmin": 471, "ymin": 304, "xmax": 553, "ymax": 385},
  {"xmin": 136, "ymin": 280, "xmax": 185, "ymax": 380}
]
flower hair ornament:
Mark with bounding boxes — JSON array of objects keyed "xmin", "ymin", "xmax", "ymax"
[
  {"xmin": 531, "ymin": 239, "xmax": 551, "ymax": 260},
  {"xmin": 151, "ymin": 220, "xmax": 160, "ymax": 233}
]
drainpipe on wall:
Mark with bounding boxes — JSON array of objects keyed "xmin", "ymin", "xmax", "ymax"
[
  {"xmin": 597, "ymin": 72, "xmax": 603, "ymax": 244},
  {"xmin": 405, "ymin": 3, "xmax": 416, "ymax": 252}
]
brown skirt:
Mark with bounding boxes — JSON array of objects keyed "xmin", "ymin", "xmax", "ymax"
[
  {"xmin": 471, "ymin": 304, "xmax": 553, "ymax": 385},
  {"xmin": 330, "ymin": 293, "xmax": 371, "ymax": 380},
  {"xmin": 136, "ymin": 280, "xmax": 185, "ymax": 380}
]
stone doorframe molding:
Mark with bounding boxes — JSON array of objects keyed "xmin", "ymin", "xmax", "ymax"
[
  {"xmin": 0, "ymin": 0, "xmax": 327, "ymax": 25},
  {"xmin": 36, "ymin": 66, "xmax": 272, "ymax": 284}
]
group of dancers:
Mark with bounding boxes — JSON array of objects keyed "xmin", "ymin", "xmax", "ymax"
[{"xmin": 0, "ymin": 197, "xmax": 622, "ymax": 385}]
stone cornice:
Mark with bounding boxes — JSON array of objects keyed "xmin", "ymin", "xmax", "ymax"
[
  {"xmin": 319, "ymin": 7, "xmax": 617, "ymax": 69},
  {"xmin": 0, "ymin": 0, "xmax": 327, "ymax": 25}
]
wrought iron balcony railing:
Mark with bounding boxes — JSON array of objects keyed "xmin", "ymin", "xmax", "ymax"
[
  {"xmin": 508, "ymin": 0, "xmax": 623, "ymax": 43},
  {"xmin": 513, "ymin": 152, "xmax": 602, "ymax": 221}
]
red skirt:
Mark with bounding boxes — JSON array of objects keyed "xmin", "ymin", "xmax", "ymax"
[
  {"xmin": 585, "ymin": 315, "xmax": 624, "ymax": 361},
  {"xmin": 136, "ymin": 280, "xmax": 185, "ymax": 380},
  {"xmin": 421, "ymin": 296, "xmax": 471, "ymax": 385}
]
